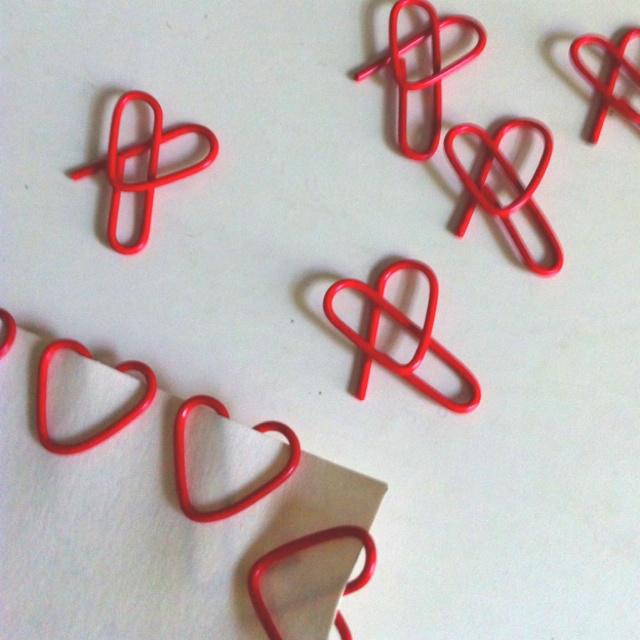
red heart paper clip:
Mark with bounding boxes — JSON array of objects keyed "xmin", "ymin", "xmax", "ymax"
[
  {"xmin": 37, "ymin": 339, "xmax": 157, "ymax": 455},
  {"xmin": 174, "ymin": 395, "xmax": 301, "ymax": 523},
  {"xmin": 323, "ymin": 259, "xmax": 481, "ymax": 413},
  {"xmin": 570, "ymin": 28, "xmax": 640, "ymax": 144},
  {"xmin": 0, "ymin": 309, "xmax": 17, "ymax": 359},
  {"xmin": 248, "ymin": 525, "xmax": 376, "ymax": 640},
  {"xmin": 444, "ymin": 118, "xmax": 563, "ymax": 277},
  {"xmin": 71, "ymin": 90, "xmax": 219, "ymax": 255},
  {"xmin": 354, "ymin": 0, "xmax": 486, "ymax": 161}
]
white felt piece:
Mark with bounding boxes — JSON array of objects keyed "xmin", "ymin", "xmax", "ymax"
[{"xmin": 0, "ymin": 327, "xmax": 386, "ymax": 640}]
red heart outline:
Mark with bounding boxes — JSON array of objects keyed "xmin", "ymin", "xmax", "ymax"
[
  {"xmin": 570, "ymin": 30, "xmax": 640, "ymax": 128},
  {"xmin": 174, "ymin": 395, "xmax": 301, "ymax": 523},
  {"xmin": 444, "ymin": 119, "xmax": 563, "ymax": 276},
  {"xmin": 248, "ymin": 525, "xmax": 376, "ymax": 640},
  {"xmin": 444, "ymin": 118, "xmax": 553, "ymax": 218},
  {"xmin": 37, "ymin": 339, "xmax": 157, "ymax": 455},
  {"xmin": 323, "ymin": 259, "xmax": 438, "ymax": 377},
  {"xmin": 0, "ymin": 308, "xmax": 17, "ymax": 359},
  {"xmin": 323, "ymin": 259, "xmax": 481, "ymax": 412}
]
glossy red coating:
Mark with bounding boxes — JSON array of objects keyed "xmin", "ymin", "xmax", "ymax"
[
  {"xmin": 174, "ymin": 395, "xmax": 301, "ymax": 523},
  {"xmin": 570, "ymin": 29, "xmax": 640, "ymax": 144},
  {"xmin": 0, "ymin": 308, "xmax": 17, "ymax": 359},
  {"xmin": 248, "ymin": 525, "xmax": 376, "ymax": 640},
  {"xmin": 323, "ymin": 259, "xmax": 481, "ymax": 413},
  {"xmin": 37, "ymin": 339, "xmax": 157, "ymax": 455},
  {"xmin": 354, "ymin": 0, "xmax": 486, "ymax": 161},
  {"xmin": 71, "ymin": 90, "xmax": 219, "ymax": 255},
  {"xmin": 444, "ymin": 119, "xmax": 563, "ymax": 277}
]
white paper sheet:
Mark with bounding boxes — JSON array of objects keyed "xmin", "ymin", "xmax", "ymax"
[{"xmin": 0, "ymin": 326, "xmax": 387, "ymax": 640}]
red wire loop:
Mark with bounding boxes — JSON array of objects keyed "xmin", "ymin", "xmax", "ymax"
[
  {"xmin": 248, "ymin": 525, "xmax": 376, "ymax": 640},
  {"xmin": 71, "ymin": 90, "xmax": 219, "ymax": 255},
  {"xmin": 354, "ymin": 0, "xmax": 486, "ymax": 161},
  {"xmin": 444, "ymin": 118, "xmax": 563, "ymax": 277},
  {"xmin": 37, "ymin": 339, "xmax": 157, "ymax": 454},
  {"xmin": 323, "ymin": 259, "xmax": 481, "ymax": 413},
  {"xmin": 0, "ymin": 308, "xmax": 17, "ymax": 359},
  {"xmin": 174, "ymin": 395, "xmax": 301, "ymax": 523},
  {"xmin": 570, "ymin": 29, "xmax": 640, "ymax": 144}
]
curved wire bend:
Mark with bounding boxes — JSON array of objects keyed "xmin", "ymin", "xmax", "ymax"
[
  {"xmin": 71, "ymin": 90, "xmax": 219, "ymax": 255},
  {"xmin": 354, "ymin": 0, "xmax": 486, "ymax": 161},
  {"xmin": 323, "ymin": 259, "xmax": 481, "ymax": 413},
  {"xmin": 248, "ymin": 525, "xmax": 377, "ymax": 640},
  {"xmin": 444, "ymin": 119, "xmax": 563, "ymax": 277},
  {"xmin": 36, "ymin": 339, "xmax": 157, "ymax": 454},
  {"xmin": 174, "ymin": 395, "xmax": 301, "ymax": 523},
  {"xmin": 0, "ymin": 308, "xmax": 17, "ymax": 359},
  {"xmin": 570, "ymin": 29, "xmax": 640, "ymax": 144}
]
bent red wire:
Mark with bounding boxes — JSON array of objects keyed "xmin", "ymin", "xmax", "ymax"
[
  {"xmin": 71, "ymin": 90, "xmax": 219, "ymax": 255},
  {"xmin": 37, "ymin": 339, "xmax": 157, "ymax": 454},
  {"xmin": 354, "ymin": 0, "xmax": 486, "ymax": 161},
  {"xmin": 174, "ymin": 395, "xmax": 301, "ymax": 523},
  {"xmin": 444, "ymin": 118, "xmax": 563, "ymax": 277},
  {"xmin": 248, "ymin": 525, "xmax": 376, "ymax": 640},
  {"xmin": 323, "ymin": 259, "xmax": 481, "ymax": 413},
  {"xmin": 0, "ymin": 309, "xmax": 17, "ymax": 359},
  {"xmin": 570, "ymin": 28, "xmax": 640, "ymax": 144}
]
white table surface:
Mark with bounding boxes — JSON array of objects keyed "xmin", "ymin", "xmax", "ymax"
[{"xmin": 2, "ymin": 1, "xmax": 640, "ymax": 638}]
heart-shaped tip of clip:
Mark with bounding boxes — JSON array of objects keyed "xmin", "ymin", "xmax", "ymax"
[
  {"xmin": 0, "ymin": 309, "xmax": 17, "ymax": 359},
  {"xmin": 444, "ymin": 119, "xmax": 553, "ymax": 219},
  {"xmin": 37, "ymin": 339, "xmax": 157, "ymax": 455},
  {"xmin": 388, "ymin": 0, "xmax": 486, "ymax": 91},
  {"xmin": 569, "ymin": 30, "xmax": 640, "ymax": 143},
  {"xmin": 324, "ymin": 259, "xmax": 439, "ymax": 377},
  {"xmin": 106, "ymin": 90, "xmax": 219, "ymax": 192},
  {"xmin": 174, "ymin": 395, "xmax": 301, "ymax": 523},
  {"xmin": 248, "ymin": 525, "xmax": 376, "ymax": 640}
]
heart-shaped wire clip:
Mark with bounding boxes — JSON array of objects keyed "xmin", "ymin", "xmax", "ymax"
[
  {"xmin": 71, "ymin": 90, "xmax": 219, "ymax": 254},
  {"xmin": 354, "ymin": 0, "xmax": 486, "ymax": 160},
  {"xmin": 0, "ymin": 308, "xmax": 17, "ymax": 359},
  {"xmin": 323, "ymin": 259, "xmax": 481, "ymax": 413},
  {"xmin": 37, "ymin": 339, "xmax": 157, "ymax": 454},
  {"xmin": 444, "ymin": 118, "xmax": 563, "ymax": 277},
  {"xmin": 570, "ymin": 29, "xmax": 640, "ymax": 144},
  {"xmin": 174, "ymin": 395, "xmax": 301, "ymax": 523},
  {"xmin": 248, "ymin": 525, "xmax": 376, "ymax": 640}
]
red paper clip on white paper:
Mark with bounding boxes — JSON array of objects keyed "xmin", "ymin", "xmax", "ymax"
[
  {"xmin": 174, "ymin": 395, "xmax": 301, "ymax": 523},
  {"xmin": 444, "ymin": 118, "xmax": 564, "ymax": 277},
  {"xmin": 249, "ymin": 525, "xmax": 376, "ymax": 640},
  {"xmin": 0, "ymin": 309, "xmax": 17, "ymax": 359},
  {"xmin": 323, "ymin": 259, "xmax": 481, "ymax": 413},
  {"xmin": 570, "ymin": 28, "xmax": 640, "ymax": 144},
  {"xmin": 37, "ymin": 338, "xmax": 157, "ymax": 455},
  {"xmin": 354, "ymin": 0, "xmax": 486, "ymax": 161},
  {"xmin": 71, "ymin": 90, "xmax": 219, "ymax": 255}
]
